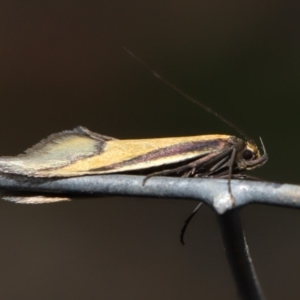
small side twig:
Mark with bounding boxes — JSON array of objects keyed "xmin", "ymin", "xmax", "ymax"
[{"xmin": 218, "ymin": 210, "xmax": 266, "ymax": 300}]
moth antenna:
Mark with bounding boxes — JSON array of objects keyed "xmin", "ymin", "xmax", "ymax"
[
  {"xmin": 180, "ymin": 202, "xmax": 203, "ymax": 245},
  {"xmin": 259, "ymin": 137, "xmax": 267, "ymax": 154},
  {"xmin": 124, "ymin": 47, "xmax": 252, "ymax": 142}
]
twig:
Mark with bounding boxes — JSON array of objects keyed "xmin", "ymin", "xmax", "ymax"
[{"xmin": 0, "ymin": 174, "xmax": 299, "ymax": 213}]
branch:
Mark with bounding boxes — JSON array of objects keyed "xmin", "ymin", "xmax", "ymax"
[{"xmin": 0, "ymin": 174, "xmax": 298, "ymax": 213}]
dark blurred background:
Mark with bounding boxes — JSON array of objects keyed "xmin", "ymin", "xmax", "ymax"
[{"xmin": 0, "ymin": 0, "xmax": 299, "ymax": 299}]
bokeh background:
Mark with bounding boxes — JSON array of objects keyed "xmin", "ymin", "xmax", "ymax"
[{"xmin": 0, "ymin": 1, "xmax": 299, "ymax": 299}]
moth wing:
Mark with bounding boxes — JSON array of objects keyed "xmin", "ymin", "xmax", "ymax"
[
  {"xmin": 0, "ymin": 126, "xmax": 111, "ymax": 176},
  {"xmin": 1, "ymin": 193, "xmax": 71, "ymax": 204},
  {"xmin": 40, "ymin": 135, "xmax": 230, "ymax": 176}
]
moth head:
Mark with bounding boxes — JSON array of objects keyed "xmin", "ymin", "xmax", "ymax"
[{"xmin": 237, "ymin": 138, "xmax": 268, "ymax": 170}]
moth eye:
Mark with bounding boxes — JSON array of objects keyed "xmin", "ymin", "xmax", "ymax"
[{"xmin": 242, "ymin": 149, "xmax": 253, "ymax": 160}]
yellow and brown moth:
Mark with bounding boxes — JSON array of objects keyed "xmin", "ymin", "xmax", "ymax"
[
  {"xmin": 0, "ymin": 126, "xmax": 267, "ymax": 204},
  {"xmin": 0, "ymin": 126, "xmax": 267, "ymax": 178}
]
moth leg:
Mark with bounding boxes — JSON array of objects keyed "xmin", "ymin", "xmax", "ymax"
[
  {"xmin": 142, "ymin": 152, "xmax": 219, "ymax": 185},
  {"xmin": 198, "ymin": 148, "xmax": 233, "ymax": 174},
  {"xmin": 207, "ymin": 156, "xmax": 231, "ymax": 174},
  {"xmin": 183, "ymin": 167, "xmax": 196, "ymax": 178},
  {"xmin": 142, "ymin": 166, "xmax": 189, "ymax": 185},
  {"xmin": 239, "ymin": 174, "xmax": 264, "ymax": 180},
  {"xmin": 225, "ymin": 147, "xmax": 237, "ymax": 206},
  {"xmin": 218, "ymin": 174, "xmax": 263, "ymax": 181}
]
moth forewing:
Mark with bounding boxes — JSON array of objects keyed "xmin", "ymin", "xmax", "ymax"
[
  {"xmin": 0, "ymin": 127, "xmax": 266, "ymax": 179},
  {"xmin": 0, "ymin": 126, "xmax": 267, "ymax": 205}
]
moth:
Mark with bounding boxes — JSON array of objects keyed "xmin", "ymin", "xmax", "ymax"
[{"xmin": 0, "ymin": 125, "xmax": 267, "ymax": 204}]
